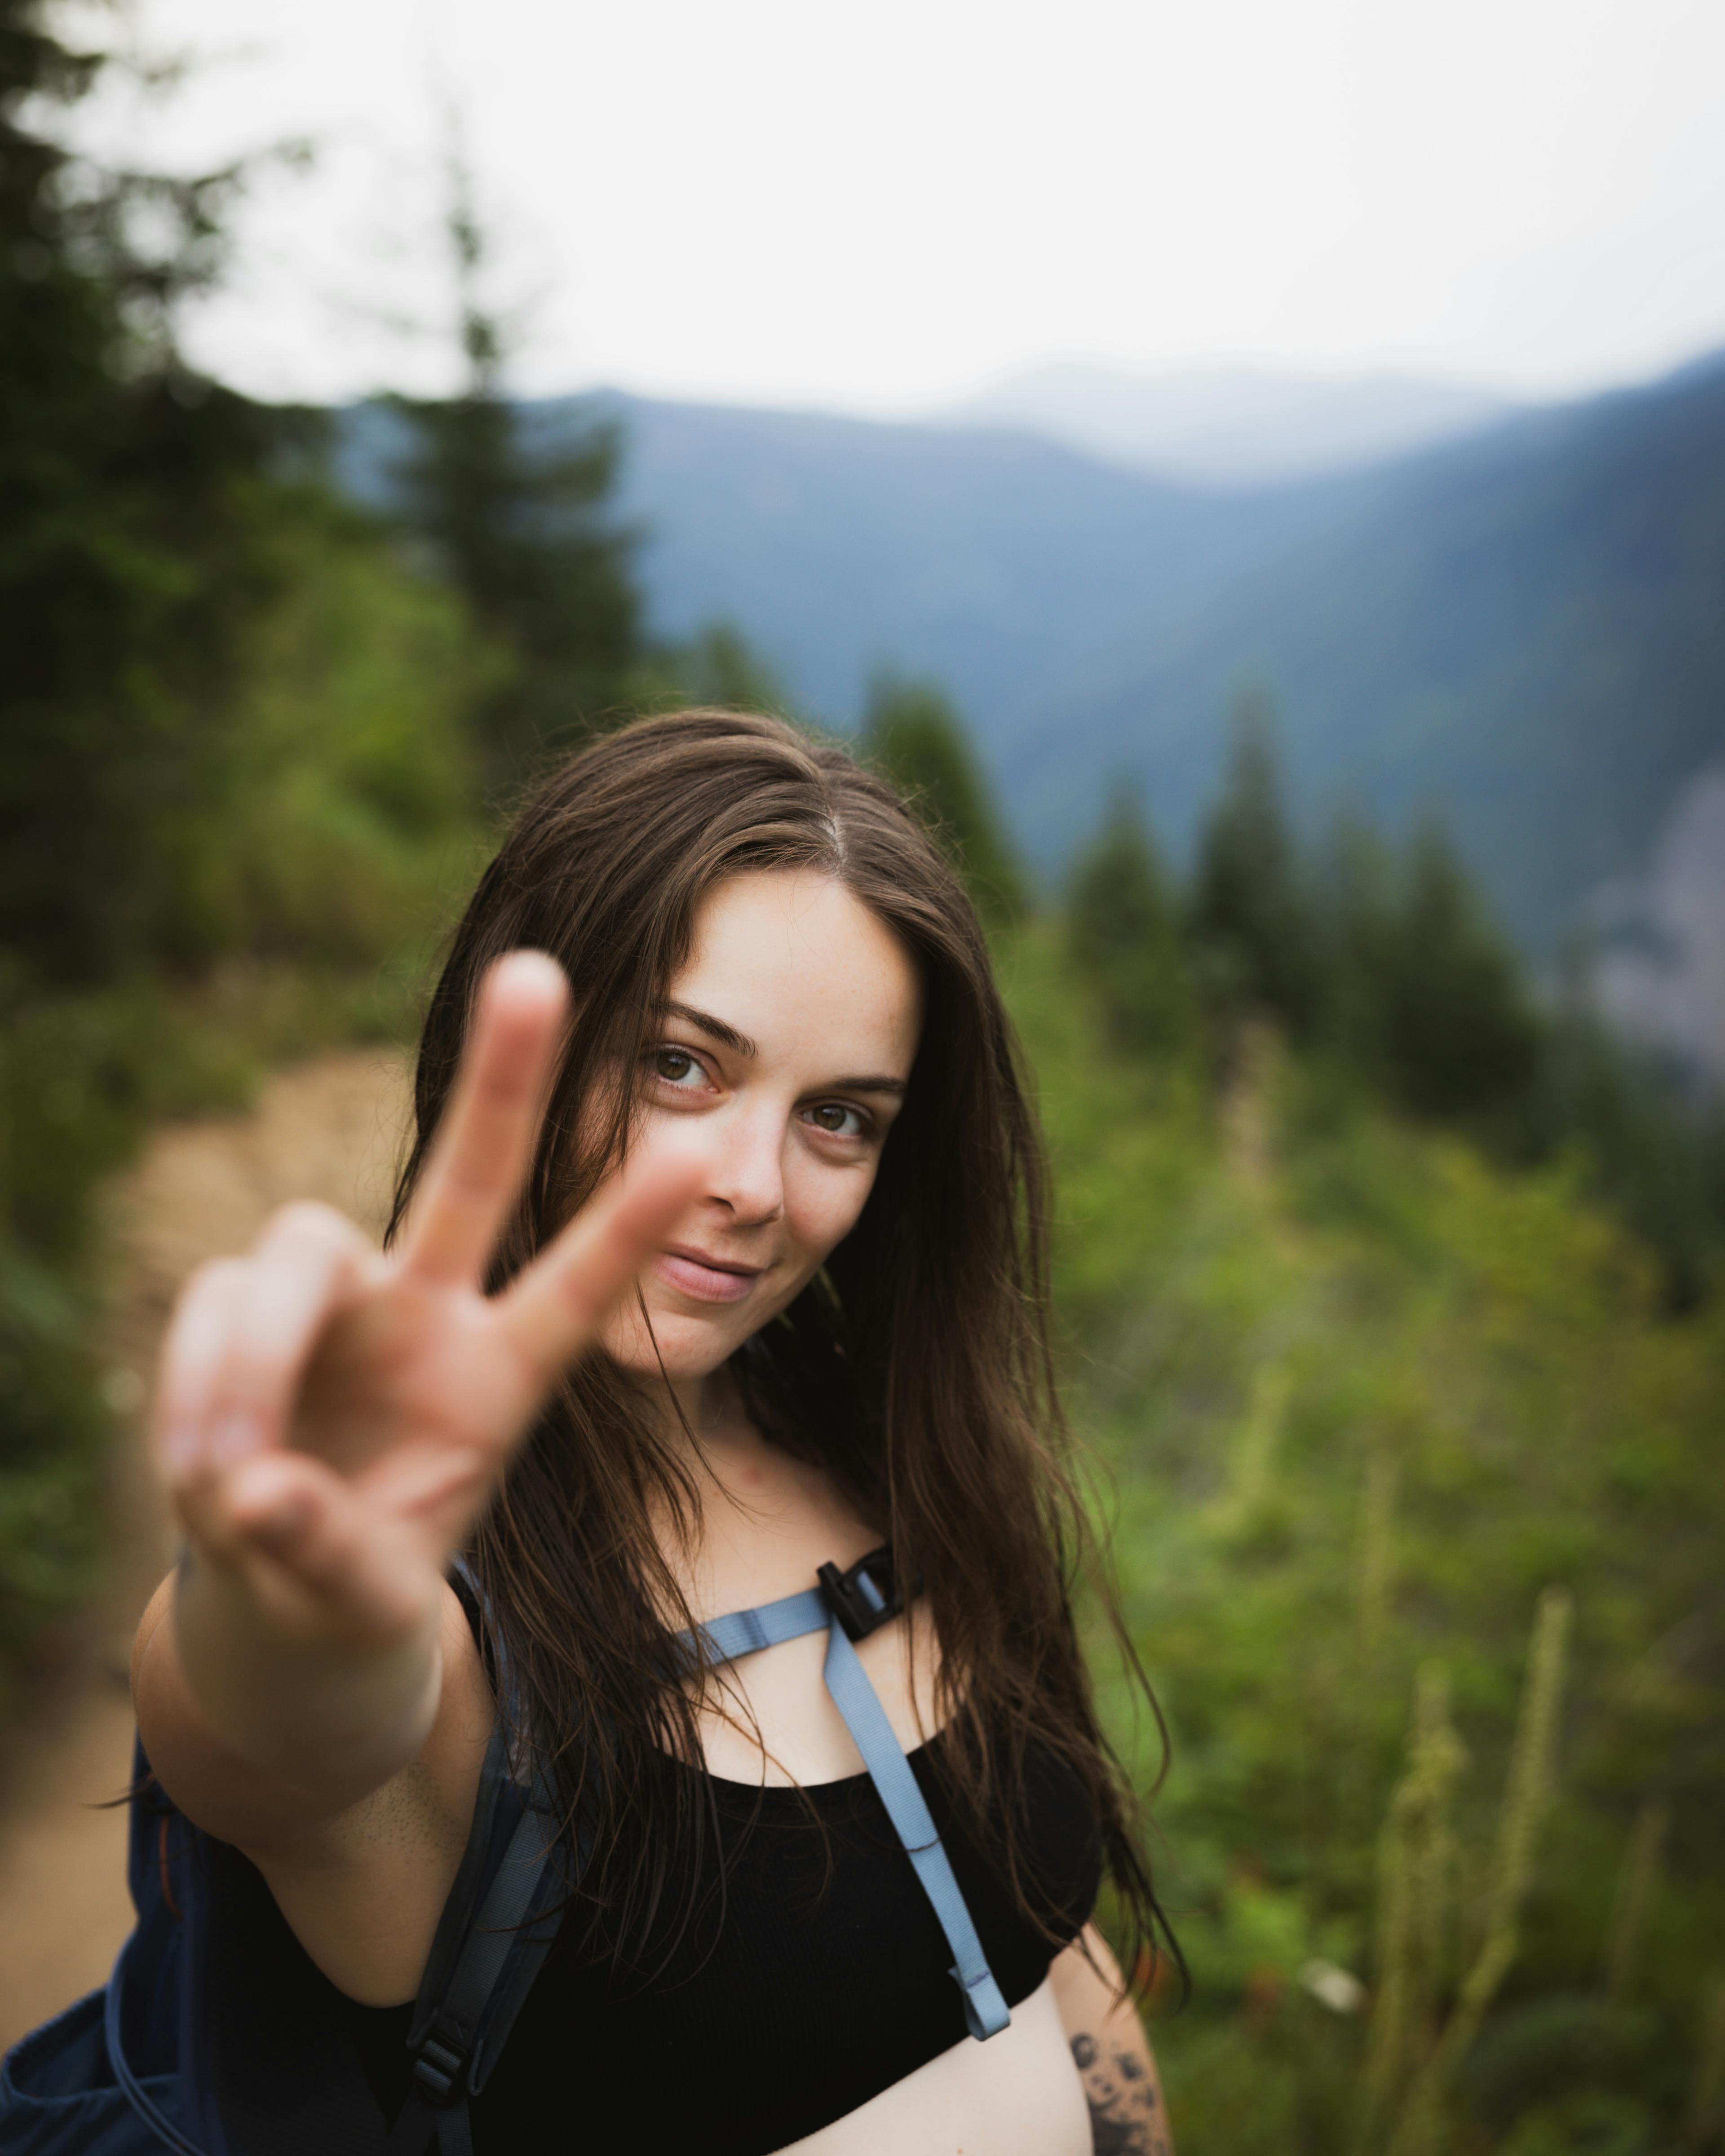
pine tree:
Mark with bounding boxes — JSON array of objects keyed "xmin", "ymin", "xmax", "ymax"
[
  {"xmin": 1373, "ymin": 820, "xmax": 1542, "ymax": 1124},
  {"xmin": 859, "ymin": 677, "xmax": 1028, "ymax": 925},
  {"xmin": 1188, "ymin": 694, "xmax": 1321, "ymax": 1036},
  {"xmin": 391, "ymin": 141, "xmax": 637, "ymax": 791},
  {"xmin": 0, "ymin": 0, "xmax": 294, "ymax": 979},
  {"xmin": 0, "ymin": 0, "xmax": 311, "ymax": 1660},
  {"xmin": 1067, "ymin": 786, "xmax": 1194, "ymax": 1052}
]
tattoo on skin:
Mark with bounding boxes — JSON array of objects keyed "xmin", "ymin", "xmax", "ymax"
[{"xmin": 1070, "ymin": 2032, "xmax": 1169, "ymax": 2156}]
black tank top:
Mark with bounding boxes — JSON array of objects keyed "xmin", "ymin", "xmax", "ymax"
[{"xmin": 339, "ymin": 1729, "xmax": 1101, "ymax": 2154}]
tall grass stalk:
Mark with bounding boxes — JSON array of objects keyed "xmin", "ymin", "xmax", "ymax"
[
  {"xmin": 1385, "ymin": 1585, "xmax": 1574, "ymax": 2156},
  {"xmin": 1228, "ymin": 1358, "xmax": 1291, "ymax": 1518},
  {"xmin": 1354, "ymin": 1661, "xmax": 1465, "ymax": 2156},
  {"xmin": 1602, "ymin": 1797, "xmax": 1670, "ymax": 2009}
]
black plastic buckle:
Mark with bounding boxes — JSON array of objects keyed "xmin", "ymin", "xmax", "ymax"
[
  {"xmin": 411, "ymin": 2034, "xmax": 468, "ymax": 2105},
  {"xmin": 817, "ymin": 1546, "xmax": 902, "ymax": 1642}
]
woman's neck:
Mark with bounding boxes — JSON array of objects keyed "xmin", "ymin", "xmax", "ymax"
[{"xmin": 647, "ymin": 1363, "xmax": 755, "ymax": 1473}]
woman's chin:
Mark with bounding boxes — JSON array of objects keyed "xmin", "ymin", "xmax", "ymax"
[{"xmin": 603, "ymin": 1300, "xmax": 753, "ymax": 1386}]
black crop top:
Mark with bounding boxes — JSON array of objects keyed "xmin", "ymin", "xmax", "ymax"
[{"xmin": 338, "ymin": 1731, "xmax": 1101, "ymax": 2154}]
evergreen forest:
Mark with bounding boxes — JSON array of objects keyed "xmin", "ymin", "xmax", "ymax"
[{"xmin": 2, "ymin": 4, "xmax": 1723, "ymax": 2146}]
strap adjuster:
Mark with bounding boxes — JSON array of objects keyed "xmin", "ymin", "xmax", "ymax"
[
  {"xmin": 412, "ymin": 2033, "xmax": 468, "ymax": 2104},
  {"xmin": 817, "ymin": 1546, "xmax": 902, "ymax": 1642}
]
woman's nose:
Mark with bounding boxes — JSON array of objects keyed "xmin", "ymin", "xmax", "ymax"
[{"xmin": 705, "ymin": 1106, "xmax": 785, "ymax": 1226}]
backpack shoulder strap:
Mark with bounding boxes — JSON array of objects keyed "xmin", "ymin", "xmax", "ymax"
[
  {"xmin": 679, "ymin": 1547, "xmax": 1011, "ymax": 2044},
  {"xmin": 385, "ymin": 1568, "xmax": 583, "ymax": 2156}
]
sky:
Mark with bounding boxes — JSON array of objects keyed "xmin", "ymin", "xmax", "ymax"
[{"xmin": 83, "ymin": 0, "xmax": 1725, "ymax": 415}]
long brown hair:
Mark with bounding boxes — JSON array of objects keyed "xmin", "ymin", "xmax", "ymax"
[{"xmin": 389, "ymin": 708, "xmax": 1173, "ymax": 1986}]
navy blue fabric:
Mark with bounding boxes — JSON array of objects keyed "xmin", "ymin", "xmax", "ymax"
[
  {"xmin": 0, "ymin": 1987, "xmax": 186, "ymax": 2156},
  {"xmin": 0, "ymin": 1736, "xmax": 535, "ymax": 2156},
  {"xmin": 0, "ymin": 1762, "xmax": 219, "ymax": 2156}
]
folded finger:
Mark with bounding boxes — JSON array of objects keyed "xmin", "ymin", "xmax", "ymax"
[
  {"xmin": 494, "ymin": 1141, "xmax": 707, "ymax": 1388},
  {"xmin": 396, "ymin": 950, "xmax": 570, "ymax": 1288},
  {"xmin": 152, "ymin": 1259, "xmax": 252, "ymax": 1480},
  {"xmin": 200, "ymin": 1202, "xmax": 376, "ymax": 1468},
  {"xmin": 181, "ymin": 1451, "xmax": 437, "ymax": 1647}
]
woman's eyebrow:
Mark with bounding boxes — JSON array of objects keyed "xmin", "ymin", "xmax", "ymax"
[
  {"xmin": 658, "ymin": 999, "xmax": 759, "ymax": 1058},
  {"xmin": 657, "ymin": 1002, "xmax": 907, "ymax": 1098}
]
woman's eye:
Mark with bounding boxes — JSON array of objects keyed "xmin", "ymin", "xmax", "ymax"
[
  {"xmin": 805, "ymin": 1102, "xmax": 868, "ymax": 1139},
  {"xmin": 651, "ymin": 1047, "xmax": 708, "ymax": 1089}
]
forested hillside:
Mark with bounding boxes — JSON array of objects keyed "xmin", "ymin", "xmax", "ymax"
[
  {"xmin": 335, "ymin": 389, "xmax": 1334, "ymax": 753},
  {"xmin": 1017, "ymin": 930, "xmax": 1725, "ymax": 2152},
  {"xmin": 873, "ymin": 708, "xmax": 1725, "ymax": 2152},
  {"xmin": 1027, "ymin": 353, "xmax": 1725, "ymax": 949},
  {"xmin": 400, "ymin": 357, "xmax": 1725, "ymax": 952}
]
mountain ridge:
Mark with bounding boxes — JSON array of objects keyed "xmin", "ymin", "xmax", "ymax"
[
  {"xmin": 333, "ymin": 346, "xmax": 1725, "ymax": 955},
  {"xmin": 942, "ymin": 362, "xmax": 1521, "ymax": 485}
]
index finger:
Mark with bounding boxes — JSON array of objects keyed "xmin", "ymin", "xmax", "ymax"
[{"xmin": 396, "ymin": 950, "xmax": 570, "ymax": 1286}]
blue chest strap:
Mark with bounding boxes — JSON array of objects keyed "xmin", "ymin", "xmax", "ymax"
[{"xmin": 681, "ymin": 1549, "xmax": 1010, "ymax": 2043}]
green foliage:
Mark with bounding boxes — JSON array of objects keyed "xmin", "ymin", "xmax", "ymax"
[
  {"xmin": 1178, "ymin": 706, "xmax": 1542, "ymax": 1135},
  {"xmin": 0, "ymin": 0, "xmax": 298, "ymax": 981},
  {"xmin": 0, "ymin": 3, "xmax": 490, "ymax": 1683},
  {"xmin": 1324, "ymin": 817, "xmax": 1544, "ymax": 1130},
  {"xmin": 1535, "ymin": 1018, "xmax": 1725, "ymax": 1312},
  {"xmin": 1066, "ymin": 787, "xmax": 1195, "ymax": 1055},
  {"xmin": 1006, "ymin": 929, "xmax": 1725, "ymax": 2150},
  {"xmin": 860, "ymin": 676, "xmax": 1028, "ymax": 924},
  {"xmin": 0, "ymin": 1228, "xmax": 103, "ymax": 1707},
  {"xmin": 1065, "ymin": 700, "xmax": 1723, "ymax": 1297},
  {"xmin": 196, "ymin": 493, "xmax": 483, "ymax": 964},
  {"xmin": 1188, "ymin": 694, "xmax": 1323, "ymax": 1037}
]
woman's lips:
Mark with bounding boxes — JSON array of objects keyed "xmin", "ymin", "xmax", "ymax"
[{"xmin": 652, "ymin": 1249, "xmax": 762, "ymax": 1305}]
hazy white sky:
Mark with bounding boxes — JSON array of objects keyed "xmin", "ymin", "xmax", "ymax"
[{"xmin": 93, "ymin": 0, "xmax": 1725, "ymax": 412}]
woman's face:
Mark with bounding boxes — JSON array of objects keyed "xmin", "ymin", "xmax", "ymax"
[{"xmin": 600, "ymin": 869, "xmax": 923, "ymax": 1390}]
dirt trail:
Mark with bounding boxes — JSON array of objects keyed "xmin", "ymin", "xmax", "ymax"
[{"xmin": 0, "ymin": 1049, "xmax": 410, "ymax": 2052}]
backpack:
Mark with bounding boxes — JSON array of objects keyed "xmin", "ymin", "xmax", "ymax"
[
  {"xmin": 0, "ymin": 1546, "xmax": 1004, "ymax": 2154},
  {"xmin": 0, "ymin": 1706, "xmax": 566, "ymax": 2156}
]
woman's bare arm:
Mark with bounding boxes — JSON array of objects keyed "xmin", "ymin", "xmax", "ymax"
[
  {"xmin": 132, "ymin": 952, "xmax": 703, "ymax": 2002},
  {"xmin": 1050, "ymin": 1926, "xmax": 1175, "ymax": 2156},
  {"xmin": 132, "ymin": 1568, "xmax": 494, "ymax": 2002}
]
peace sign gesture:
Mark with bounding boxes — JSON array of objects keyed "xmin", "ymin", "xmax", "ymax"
[{"xmin": 151, "ymin": 951, "xmax": 702, "ymax": 1667}]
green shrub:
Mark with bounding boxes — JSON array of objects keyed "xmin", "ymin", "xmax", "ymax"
[{"xmin": 1005, "ymin": 929, "xmax": 1725, "ymax": 2150}]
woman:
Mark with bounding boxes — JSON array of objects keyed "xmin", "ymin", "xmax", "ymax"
[{"xmin": 133, "ymin": 710, "xmax": 1175, "ymax": 2154}]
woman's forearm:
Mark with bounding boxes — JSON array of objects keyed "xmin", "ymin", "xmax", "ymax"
[
  {"xmin": 1069, "ymin": 2017, "xmax": 1171, "ymax": 2156},
  {"xmin": 136, "ymin": 1542, "xmax": 443, "ymax": 1840},
  {"xmin": 1051, "ymin": 1926, "xmax": 1176, "ymax": 2156}
]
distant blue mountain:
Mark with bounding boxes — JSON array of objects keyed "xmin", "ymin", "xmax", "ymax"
[
  {"xmin": 336, "ymin": 389, "xmax": 1326, "ymax": 741},
  {"xmin": 575, "ymin": 392, "xmax": 1347, "ymax": 741},
  {"xmin": 335, "ymin": 352, "xmax": 1725, "ymax": 950},
  {"xmin": 1008, "ymin": 355, "xmax": 1725, "ymax": 946},
  {"xmin": 941, "ymin": 363, "xmax": 1518, "ymax": 486}
]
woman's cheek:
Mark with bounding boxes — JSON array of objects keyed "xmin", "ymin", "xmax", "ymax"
[{"xmin": 790, "ymin": 1157, "xmax": 880, "ymax": 1268}]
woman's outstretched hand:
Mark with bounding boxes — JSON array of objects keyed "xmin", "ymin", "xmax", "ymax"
[{"xmin": 151, "ymin": 950, "xmax": 702, "ymax": 1670}]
